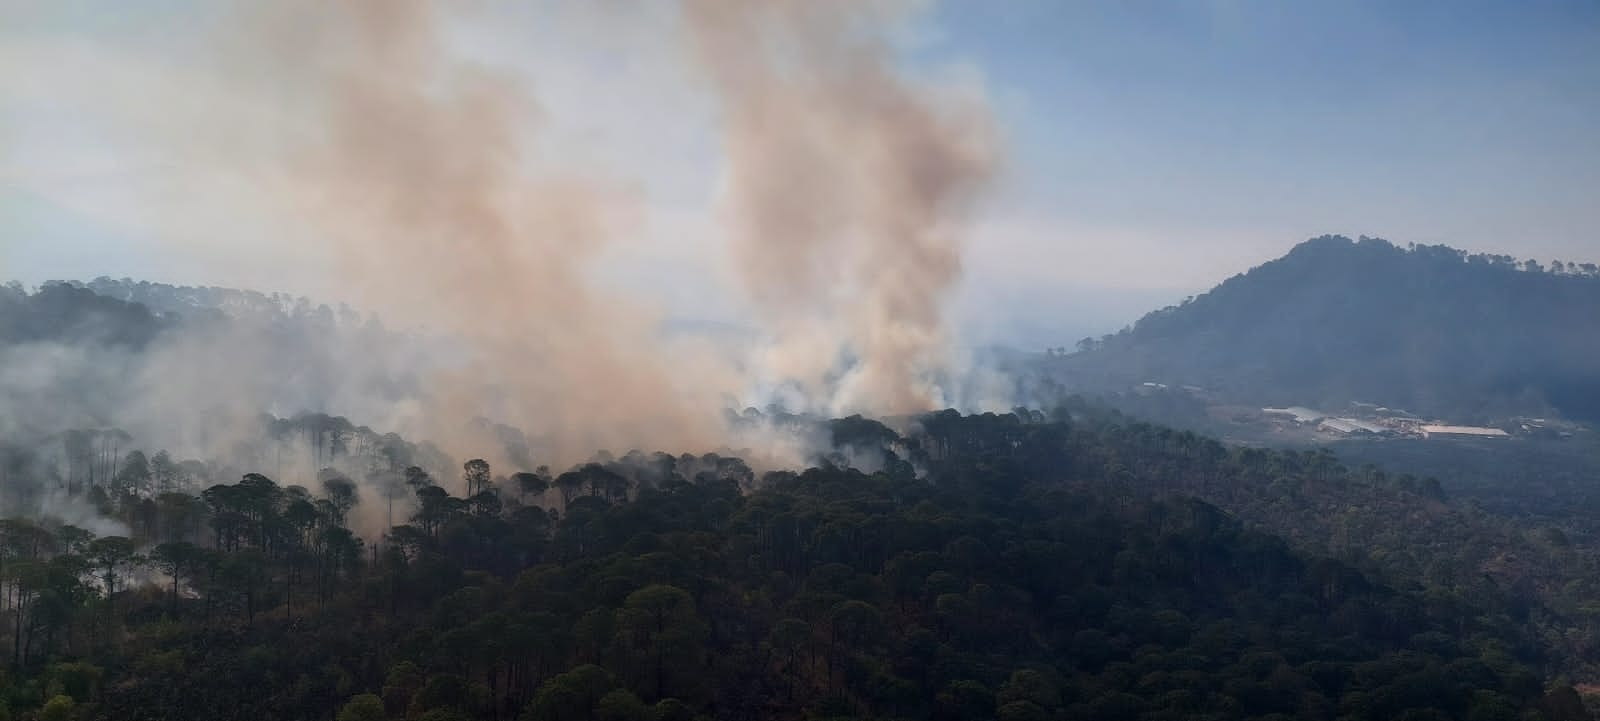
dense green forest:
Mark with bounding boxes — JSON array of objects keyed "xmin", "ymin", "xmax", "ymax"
[
  {"xmin": 5, "ymin": 0, "xmax": 1593, "ymax": 716},
  {"xmin": 2, "ymin": 276, "xmax": 1598, "ymax": 720},
  {"xmin": 0, "ymin": 278, "xmax": 377, "ymax": 335},
  {"xmin": 1055, "ymin": 236, "xmax": 1600, "ymax": 423},
  {"xmin": 1325, "ymin": 438, "xmax": 1600, "ymax": 537},
  {"xmin": 0, "ymin": 407, "xmax": 1593, "ymax": 720},
  {"xmin": 0, "ymin": 282, "xmax": 171, "ymax": 349}
]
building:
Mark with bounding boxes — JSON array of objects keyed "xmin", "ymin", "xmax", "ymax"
[
  {"xmin": 1320, "ymin": 418, "xmax": 1363, "ymax": 434},
  {"xmin": 1344, "ymin": 418, "xmax": 1386, "ymax": 433},
  {"xmin": 1320, "ymin": 417, "xmax": 1386, "ymax": 435},
  {"xmin": 1420, "ymin": 424, "xmax": 1509, "ymax": 439},
  {"xmin": 1263, "ymin": 407, "xmax": 1327, "ymax": 424}
]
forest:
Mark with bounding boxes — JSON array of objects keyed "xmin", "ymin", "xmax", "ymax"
[
  {"xmin": 1, "ymin": 279, "xmax": 1598, "ymax": 720},
  {"xmin": 1055, "ymin": 236, "xmax": 1600, "ymax": 424},
  {"xmin": 6, "ymin": 0, "xmax": 1594, "ymax": 718},
  {"xmin": 0, "ymin": 406, "xmax": 1592, "ymax": 720}
]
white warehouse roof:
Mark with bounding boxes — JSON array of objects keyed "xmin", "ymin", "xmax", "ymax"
[
  {"xmin": 1420, "ymin": 425, "xmax": 1509, "ymax": 438},
  {"xmin": 1321, "ymin": 418, "xmax": 1383, "ymax": 434},
  {"xmin": 1263, "ymin": 406, "xmax": 1327, "ymax": 423}
]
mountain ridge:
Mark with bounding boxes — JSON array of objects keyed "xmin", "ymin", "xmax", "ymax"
[{"xmin": 1057, "ymin": 235, "xmax": 1600, "ymax": 423}]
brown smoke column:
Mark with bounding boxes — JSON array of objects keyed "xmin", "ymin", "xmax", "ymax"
[
  {"xmin": 196, "ymin": 0, "xmax": 998, "ymax": 466},
  {"xmin": 684, "ymin": 0, "xmax": 998, "ymax": 415},
  {"xmin": 259, "ymin": 0, "xmax": 738, "ymax": 464}
]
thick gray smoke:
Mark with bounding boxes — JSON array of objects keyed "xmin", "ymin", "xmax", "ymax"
[
  {"xmin": 685, "ymin": 0, "xmax": 998, "ymax": 415},
  {"xmin": 252, "ymin": 0, "xmax": 741, "ymax": 463},
  {"xmin": 0, "ymin": 1, "xmax": 1004, "ymax": 484}
]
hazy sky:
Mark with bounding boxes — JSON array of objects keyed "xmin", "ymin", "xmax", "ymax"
[{"xmin": 2, "ymin": 1, "xmax": 1596, "ymax": 346}]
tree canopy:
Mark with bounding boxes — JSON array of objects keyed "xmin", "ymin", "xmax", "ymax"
[
  {"xmin": 0, "ymin": 407, "xmax": 1590, "ymax": 720},
  {"xmin": 1056, "ymin": 235, "xmax": 1600, "ymax": 423}
]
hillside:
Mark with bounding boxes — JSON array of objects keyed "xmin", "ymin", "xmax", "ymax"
[
  {"xmin": 0, "ymin": 409, "xmax": 1591, "ymax": 721},
  {"xmin": 4, "ymin": 278, "xmax": 1600, "ymax": 717},
  {"xmin": 1056, "ymin": 236, "xmax": 1600, "ymax": 424},
  {"xmin": 0, "ymin": 279, "xmax": 430, "ymax": 467},
  {"xmin": 0, "ymin": 281, "xmax": 171, "ymax": 349}
]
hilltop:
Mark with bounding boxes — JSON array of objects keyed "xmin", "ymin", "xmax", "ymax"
[{"xmin": 1054, "ymin": 235, "xmax": 1600, "ymax": 424}]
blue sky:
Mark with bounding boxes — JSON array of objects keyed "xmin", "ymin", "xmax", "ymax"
[
  {"xmin": 1, "ymin": 1, "xmax": 1597, "ymax": 345},
  {"xmin": 936, "ymin": 1, "xmax": 1599, "ymax": 278}
]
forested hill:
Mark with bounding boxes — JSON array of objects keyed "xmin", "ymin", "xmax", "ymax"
[
  {"xmin": 1058, "ymin": 236, "xmax": 1600, "ymax": 423},
  {"xmin": 70, "ymin": 276, "xmax": 376, "ymax": 329},
  {"xmin": 0, "ymin": 279, "xmax": 423, "ymax": 452},
  {"xmin": 0, "ymin": 282, "xmax": 170, "ymax": 349},
  {"xmin": 0, "ymin": 407, "xmax": 1595, "ymax": 720}
]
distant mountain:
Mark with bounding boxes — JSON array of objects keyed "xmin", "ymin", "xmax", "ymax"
[
  {"xmin": 1055, "ymin": 235, "xmax": 1600, "ymax": 423},
  {"xmin": 0, "ymin": 278, "xmax": 429, "ymax": 454},
  {"xmin": 0, "ymin": 280, "xmax": 170, "ymax": 349}
]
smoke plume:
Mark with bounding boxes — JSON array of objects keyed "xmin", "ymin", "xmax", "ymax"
[
  {"xmin": 255, "ymin": 0, "xmax": 740, "ymax": 463},
  {"xmin": 685, "ymin": 0, "xmax": 998, "ymax": 415},
  {"xmin": 0, "ymin": 1, "xmax": 1002, "ymax": 472}
]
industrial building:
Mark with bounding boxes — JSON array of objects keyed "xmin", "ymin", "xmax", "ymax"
[
  {"xmin": 1320, "ymin": 417, "xmax": 1387, "ymax": 435},
  {"xmin": 1262, "ymin": 406, "xmax": 1327, "ymax": 424},
  {"xmin": 1419, "ymin": 424, "xmax": 1509, "ymax": 439}
]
